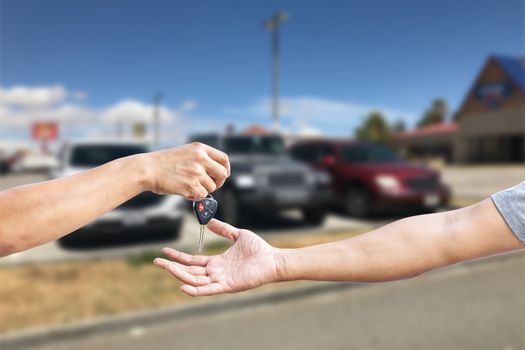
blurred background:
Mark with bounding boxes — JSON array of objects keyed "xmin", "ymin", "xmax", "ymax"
[{"xmin": 0, "ymin": 0, "xmax": 524, "ymax": 349}]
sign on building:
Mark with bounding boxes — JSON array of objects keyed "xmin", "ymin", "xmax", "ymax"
[
  {"xmin": 31, "ymin": 121, "xmax": 59, "ymax": 140},
  {"xmin": 474, "ymin": 81, "xmax": 513, "ymax": 108}
]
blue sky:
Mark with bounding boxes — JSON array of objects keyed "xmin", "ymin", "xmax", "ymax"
[{"xmin": 0, "ymin": 0, "xmax": 524, "ymax": 144}]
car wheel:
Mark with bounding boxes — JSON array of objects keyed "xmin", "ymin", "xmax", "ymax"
[
  {"xmin": 302, "ymin": 207, "xmax": 326, "ymax": 226},
  {"xmin": 344, "ymin": 187, "xmax": 372, "ymax": 217},
  {"xmin": 216, "ymin": 188, "xmax": 240, "ymax": 226}
]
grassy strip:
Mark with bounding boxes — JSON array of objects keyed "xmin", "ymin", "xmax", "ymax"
[
  {"xmin": 0, "ymin": 229, "xmax": 366, "ymax": 335},
  {"xmin": 0, "ymin": 259, "xmax": 190, "ymax": 335}
]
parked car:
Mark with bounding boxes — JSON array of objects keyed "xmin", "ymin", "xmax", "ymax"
[
  {"xmin": 52, "ymin": 140, "xmax": 185, "ymax": 243},
  {"xmin": 0, "ymin": 152, "xmax": 10, "ymax": 174},
  {"xmin": 11, "ymin": 152, "xmax": 59, "ymax": 173},
  {"xmin": 290, "ymin": 140, "xmax": 450, "ymax": 216},
  {"xmin": 189, "ymin": 133, "xmax": 332, "ymax": 226}
]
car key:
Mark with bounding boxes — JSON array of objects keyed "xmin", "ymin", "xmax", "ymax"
[{"xmin": 192, "ymin": 194, "xmax": 218, "ymax": 253}]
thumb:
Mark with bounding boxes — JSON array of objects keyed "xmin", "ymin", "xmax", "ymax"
[{"xmin": 207, "ymin": 219, "xmax": 240, "ymax": 241}]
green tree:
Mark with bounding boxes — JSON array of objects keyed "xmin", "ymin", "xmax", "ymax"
[
  {"xmin": 417, "ymin": 98, "xmax": 448, "ymax": 128},
  {"xmin": 392, "ymin": 119, "xmax": 407, "ymax": 133},
  {"xmin": 355, "ymin": 111, "xmax": 391, "ymax": 143}
]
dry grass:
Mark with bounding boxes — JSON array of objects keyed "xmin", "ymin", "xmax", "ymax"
[
  {"xmin": 0, "ymin": 229, "xmax": 365, "ymax": 335},
  {"xmin": 0, "ymin": 259, "xmax": 191, "ymax": 334}
]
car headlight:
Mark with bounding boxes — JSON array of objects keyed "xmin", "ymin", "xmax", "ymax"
[
  {"xmin": 375, "ymin": 175, "xmax": 401, "ymax": 192},
  {"xmin": 235, "ymin": 174, "xmax": 256, "ymax": 188}
]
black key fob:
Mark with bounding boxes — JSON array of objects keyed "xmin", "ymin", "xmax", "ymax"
[{"xmin": 193, "ymin": 194, "xmax": 218, "ymax": 225}]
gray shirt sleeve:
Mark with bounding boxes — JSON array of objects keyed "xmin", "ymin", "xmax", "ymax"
[{"xmin": 491, "ymin": 180, "xmax": 525, "ymax": 245}]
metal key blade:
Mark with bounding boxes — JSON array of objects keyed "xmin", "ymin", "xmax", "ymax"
[{"xmin": 197, "ymin": 225, "xmax": 205, "ymax": 253}]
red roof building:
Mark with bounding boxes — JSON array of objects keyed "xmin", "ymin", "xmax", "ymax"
[
  {"xmin": 392, "ymin": 122, "xmax": 458, "ymax": 163},
  {"xmin": 243, "ymin": 125, "xmax": 271, "ymax": 135},
  {"xmin": 392, "ymin": 55, "xmax": 525, "ymax": 163},
  {"xmin": 395, "ymin": 122, "xmax": 458, "ymax": 139}
]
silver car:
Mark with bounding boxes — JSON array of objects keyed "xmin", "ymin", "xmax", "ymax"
[{"xmin": 52, "ymin": 140, "xmax": 185, "ymax": 244}]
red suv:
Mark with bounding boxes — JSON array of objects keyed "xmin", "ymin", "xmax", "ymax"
[{"xmin": 290, "ymin": 140, "xmax": 450, "ymax": 216}]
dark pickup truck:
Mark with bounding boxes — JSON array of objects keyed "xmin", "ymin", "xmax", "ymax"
[{"xmin": 190, "ymin": 133, "xmax": 331, "ymax": 226}]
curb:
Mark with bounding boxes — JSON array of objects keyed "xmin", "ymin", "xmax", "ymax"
[
  {"xmin": 1, "ymin": 249, "xmax": 523, "ymax": 350},
  {"xmin": 0, "ymin": 281, "xmax": 361, "ymax": 350}
]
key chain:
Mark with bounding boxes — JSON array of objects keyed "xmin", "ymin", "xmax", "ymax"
[{"xmin": 192, "ymin": 194, "xmax": 218, "ymax": 253}]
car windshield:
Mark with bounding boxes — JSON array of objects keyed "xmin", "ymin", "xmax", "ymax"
[
  {"xmin": 224, "ymin": 136, "xmax": 286, "ymax": 155},
  {"xmin": 341, "ymin": 144, "xmax": 400, "ymax": 163},
  {"xmin": 71, "ymin": 145, "xmax": 147, "ymax": 167}
]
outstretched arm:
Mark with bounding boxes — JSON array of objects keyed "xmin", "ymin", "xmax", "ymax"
[
  {"xmin": 279, "ymin": 198, "xmax": 522, "ymax": 282},
  {"xmin": 155, "ymin": 198, "xmax": 523, "ymax": 296},
  {"xmin": 0, "ymin": 143, "xmax": 230, "ymax": 257}
]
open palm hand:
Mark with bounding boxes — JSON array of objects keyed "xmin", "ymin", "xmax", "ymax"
[{"xmin": 154, "ymin": 219, "xmax": 281, "ymax": 296}]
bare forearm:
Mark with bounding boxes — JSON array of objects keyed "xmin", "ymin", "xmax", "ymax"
[
  {"xmin": 278, "ymin": 199, "xmax": 523, "ymax": 283},
  {"xmin": 0, "ymin": 142, "xmax": 230, "ymax": 258},
  {"xmin": 278, "ymin": 213, "xmax": 453, "ymax": 282},
  {"xmin": 0, "ymin": 155, "xmax": 147, "ymax": 256}
]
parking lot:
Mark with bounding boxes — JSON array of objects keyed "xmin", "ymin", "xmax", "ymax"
[
  {"xmin": 0, "ymin": 172, "xmax": 375, "ymax": 266},
  {"xmin": 1, "ymin": 166, "xmax": 524, "ymax": 349},
  {"xmin": 441, "ymin": 165, "xmax": 525, "ymax": 200},
  {"xmin": 1, "ymin": 165, "xmax": 523, "ymax": 267}
]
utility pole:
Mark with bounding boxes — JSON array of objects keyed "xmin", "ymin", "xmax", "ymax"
[
  {"xmin": 264, "ymin": 11, "xmax": 288, "ymax": 132},
  {"xmin": 153, "ymin": 93, "xmax": 162, "ymax": 149}
]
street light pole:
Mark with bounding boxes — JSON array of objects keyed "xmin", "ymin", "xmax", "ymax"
[
  {"xmin": 264, "ymin": 11, "xmax": 288, "ymax": 132},
  {"xmin": 153, "ymin": 93, "xmax": 162, "ymax": 149}
]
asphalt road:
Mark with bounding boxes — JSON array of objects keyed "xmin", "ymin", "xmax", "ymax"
[{"xmin": 26, "ymin": 252, "xmax": 525, "ymax": 350}]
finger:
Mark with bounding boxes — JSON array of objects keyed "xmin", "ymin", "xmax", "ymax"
[
  {"xmin": 161, "ymin": 247, "xmax": 210, "ymax": 266},
  {"xmin": 207, "ymin": 219, "xmax": 240, "ymax": 241},
  {"xmin": 203, "ymin": 145, "xmax": 230, "ymax": 177},
  {"xmin": 199, "ymin": 174, "xmax": 217, "ymax": 194},
  {"xmin": 154, "ymin": 258, "xmax": 207, "ymax": 277},
  {"xmin": 156, "ymin": 261, "xmax": 210, "ymax": 286},
  {"xmin": 203, "ymin": 157, "xmax": 228, "ymax": 188},
  {"xmin": 187, "ymin": 265, "xmax": 208, "ymax": 276},
  {"xmin": 180, "ymin": 283, "xmax": 227, "ymax": 297},
  {"xmin": 187, "ymin": 183, "xmax": 208, "ymax": 201},
  {"xmin": 155, "ymin": 259, "xmax": 211, "ymax": 286}
]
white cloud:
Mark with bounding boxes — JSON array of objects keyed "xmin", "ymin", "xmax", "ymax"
[
  {"xmin": 226, "ymin": 96, "xmax": 418, "ymax": 136},
  {"xmin": 0, "ymin": 85, "xmax": 67, "ymax": 107},
  {"xmin": 0, "ymin": 103, "xmax": 95, "ymax": 127},
  {"xmin": 291, "ymin": 117, "xmax": 324, "ymax": 137},
  {"xmin": 100, "ymin": 100, "xmax": 189, "ymax": 145},
  {"xmin": 0, "ymin": 85, "xmax": 196, "ymax": 147},
  {"xmin": 53, "ymin": 104, "xmax": 95, "ymax": 122},
  {"xmin": 280, "ymin": 97, "xmax": 368, "ymax": 122},
  {"xmin": 0, "ymin": 84, "xmax": 418, "ymax": 144},
  {"xmin": 101, "ymin": 99, "xmax": 178, "ymax": 124},
  {"xmin": 72, "ymin": 91, "xmax": 88, "ymax": 101},
  {"xmin": 180, "ymin": 99, "xmax": 197, "ymax": 112}
]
